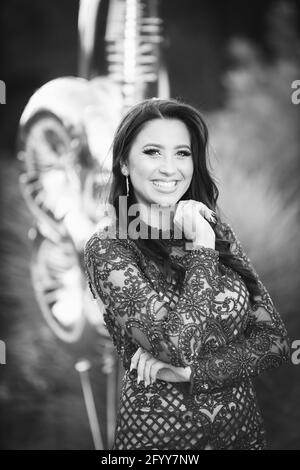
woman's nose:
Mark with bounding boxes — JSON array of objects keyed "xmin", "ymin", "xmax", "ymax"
[{"xmin": 159, "ymin": 156, "xmax": 177, "ymax": 175}]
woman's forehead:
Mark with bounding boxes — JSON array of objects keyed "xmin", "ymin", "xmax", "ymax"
[{"xmin": 133, "ymin": 118, "xmax": 191, "ymax": 146}]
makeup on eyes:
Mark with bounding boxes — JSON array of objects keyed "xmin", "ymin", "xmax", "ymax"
[{"xmin": 142, "ymin": 144, "xmax": 192, "ymax": 157}]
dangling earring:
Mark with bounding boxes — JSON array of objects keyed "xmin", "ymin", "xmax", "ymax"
[
  {"xmin": 125, "ymin": 174, "xmax": 129, "ymax": 197},
  {"xmin": 121, "ymin": 166, "xmax": 129, "ymax": 197}
]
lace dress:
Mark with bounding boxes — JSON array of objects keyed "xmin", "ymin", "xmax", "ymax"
[{"xmin": 84, "ymin": 221, "xmax": 290, "ymax": 450}]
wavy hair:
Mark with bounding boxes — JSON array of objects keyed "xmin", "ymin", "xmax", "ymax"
[{"xmin": 108, "ymin": 98, "xmax": 260, "ymax": 300}]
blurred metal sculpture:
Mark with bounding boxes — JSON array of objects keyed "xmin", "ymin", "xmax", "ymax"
[{"xmin": 17, "ymin": 0, "xmax": 169, "ymax": 449}]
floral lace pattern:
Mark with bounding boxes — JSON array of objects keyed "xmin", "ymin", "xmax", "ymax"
[{"xmin": 84, "ymin": 221, "xmax": 290, "ymax": 450}]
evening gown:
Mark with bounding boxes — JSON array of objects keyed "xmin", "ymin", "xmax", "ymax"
[{"xmin": 84, "ymin": 221, "xmax": 290, "ymax": 450}]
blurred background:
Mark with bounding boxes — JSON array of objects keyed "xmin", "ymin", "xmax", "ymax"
[{"xmin": 0, "ymin": 0, "xmax": 300, "ymax": 450}]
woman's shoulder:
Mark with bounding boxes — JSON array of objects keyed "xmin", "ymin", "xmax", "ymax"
[
  {"xmin": 217, "ymin": 220, "xmax": 251, "ymax": 262},
  {"xmin": 218, "ymin": 220, "xmax": 236, "ymax": 241},
  {"xmin": 84, "ymin": 227, "xmax": 142, "ymax": 264},
  {"xmin": 215, "ymin": 219, "xmax": 241, "ymax": 254},
  {"xmin": 217, "ymin": 219, "xmax": 234, "ymax": 238}
]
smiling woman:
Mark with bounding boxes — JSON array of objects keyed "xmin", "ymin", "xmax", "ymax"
[
  {"xmin": 125, "ymin": 118, "xmax": 194, "ymax": 213},
  {"xmin": 84, "ymin": 98, "xmax": 290, "ymax": 450}
]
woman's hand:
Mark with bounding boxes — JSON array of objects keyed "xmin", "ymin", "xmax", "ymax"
[
  {"xmin": 174, "ymin": 200, "xmax": 217, "ymax": 249},
  {"xmin": 130, "ymin": 347, "xmax": 191, "ymax": 387}
]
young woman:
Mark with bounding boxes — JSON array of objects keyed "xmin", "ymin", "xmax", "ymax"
[{"xmin": 84, "ymin": 98, "xmax": 290, "ymax": 450}]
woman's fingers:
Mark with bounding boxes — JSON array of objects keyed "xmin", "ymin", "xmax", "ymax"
[
  {"xmin": 130, "ymin": 348, "xmax": 165, "ymax": 387},
  {"xmin": 149, "ymin": 361, "xmax": 166, "ymax": 384},
  {"xmin": 130, "ymin": 347, "xmax": 144, "ymax": 373},
  {"xmin": 196, "ymin": 202, "xmax": 217, "ymax": 224},
  {"xmin": 144, "ymin": 357, "xmax": 159, "ymax": 387},
  {"xmin": 130, "ymin": 349, "xmax": 190, "ymax": 388},
  {"xmin": 186, "ymin": 200, "xmax": 216, "ymax": 223},
  {"xmin": 174, "ymin": 200, "xmax": 217, "ymax": 237},
  {"xmin": 136, "ymin": 350, "xmax": 152, "ymax": 384},
  {"xmin": 130, "ymin": 347, "xmax": 149, "ymax": 384}
]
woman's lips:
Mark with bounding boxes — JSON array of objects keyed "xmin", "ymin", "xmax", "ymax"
[{"xmin": 151, "ymin": 180, "xmax": 180, "ymax": 192}]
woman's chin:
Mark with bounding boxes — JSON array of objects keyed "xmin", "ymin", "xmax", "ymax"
[{"xmin": 156, "ymin": 197, "xmax": 179, "ymax": 208}]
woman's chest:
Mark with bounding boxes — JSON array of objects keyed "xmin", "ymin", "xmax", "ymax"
[{"xmin": 139, "ymin": 246, "xmax": 251, "ymax": 343}]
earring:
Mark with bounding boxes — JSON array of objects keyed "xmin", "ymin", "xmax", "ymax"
[
  {"xmin": 125, "ymin": 174, "xmax": 129, "ymax": 197},
  {"xmin": 121, "ymin": 166, "xmax": 129, "ymax": 197}
]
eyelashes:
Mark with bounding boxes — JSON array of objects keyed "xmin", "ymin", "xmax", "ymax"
[
  {"xmin": 142, "ymin": 148, "xmax": 192, "ymax": 158},
  {"xmin": 177, "ymin": 151, "xmax": 192, "ymax": 157},
  {"xmin": 142, "ymin": 148, "xmax": 160, "ymax": 156}
]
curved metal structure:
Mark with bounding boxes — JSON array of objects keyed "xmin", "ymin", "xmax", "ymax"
[{"xmin": 18, "ymin": 0, "xmax": 169, "ymax": 449}]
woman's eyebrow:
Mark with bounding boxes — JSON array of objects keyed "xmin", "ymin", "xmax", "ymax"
[
  {"xmin": 174, "ymin": 145, "xmax": 191, "ymax": 150},
  {"xmin": 142, "ymin": 143, "xmax": 191, "ymax": 149},
  {"xmin": 142, "ymin": 143, "xmax": 164, "ymax": 148}
]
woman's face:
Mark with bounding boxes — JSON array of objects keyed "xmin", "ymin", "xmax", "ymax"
[{"xmin": 127, "ymin": 118, "xmax": 194, "ymax": 208}]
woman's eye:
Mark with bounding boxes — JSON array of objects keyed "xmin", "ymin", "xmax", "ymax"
[
  {"xmin": 143, "ymin": 148, "xmax": 161, "ymax": 156},
  {"xmin": 142, "ymin": 148, "xmax": 191, "ymax": 158},
  {"xmin": 177, "ymin": 150, "xmax": 191, "ymax": 157}
]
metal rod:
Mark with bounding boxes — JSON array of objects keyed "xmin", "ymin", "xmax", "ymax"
[
  {"xmin": 78, "ymin": 0, "xmax": 102, "ymax": 78},
  {"xmin": 75, "ymin": 359, "xmax": 104, "ymax": 450},
  {"xmin": 106, "ymin": 368, "xmax": 116, "ymax": 447}
]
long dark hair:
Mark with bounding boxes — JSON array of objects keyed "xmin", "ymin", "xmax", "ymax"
[{"xmin": 109, "ymin": 98, "xmax": 260, "ymax": 300}]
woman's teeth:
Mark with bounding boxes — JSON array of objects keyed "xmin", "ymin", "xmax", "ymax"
[{"xmin": 152, "ymin": 181, "xmax": 178, "ymax": 188}]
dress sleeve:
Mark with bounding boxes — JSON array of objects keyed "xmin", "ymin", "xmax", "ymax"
[
  {"xmin": 84, "ymin": 232, "xmax": 225, "ymax": 367},
  {"xmin": 190, "ymin": 223, "xmax": 291, "ymax": 394}
]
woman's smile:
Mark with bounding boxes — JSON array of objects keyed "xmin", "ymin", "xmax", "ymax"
[{"xmin": 151, "ymin": 179, "xmax": 181, "ymax": 192}]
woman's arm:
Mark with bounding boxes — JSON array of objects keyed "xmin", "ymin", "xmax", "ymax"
[
  {"xmin": 189, "ymin": 223, "xmax": 291, "ymax": 394},
  {"xmin": 84, "ymin": 231, "xmax": 222, "ymax": 368}
]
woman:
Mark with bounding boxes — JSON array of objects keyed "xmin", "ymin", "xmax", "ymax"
[{"xmin": 84, "ymin": 98, "xmax": 290, "ymax": 450}]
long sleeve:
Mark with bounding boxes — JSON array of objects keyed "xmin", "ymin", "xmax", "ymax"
[
  {"xmin": 84, "ymin": 232, "xmax": 230, "ymax": 368},
  {"xmin": 190, "ymin": 223, "xmax": 291, "ymax": 394}
]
